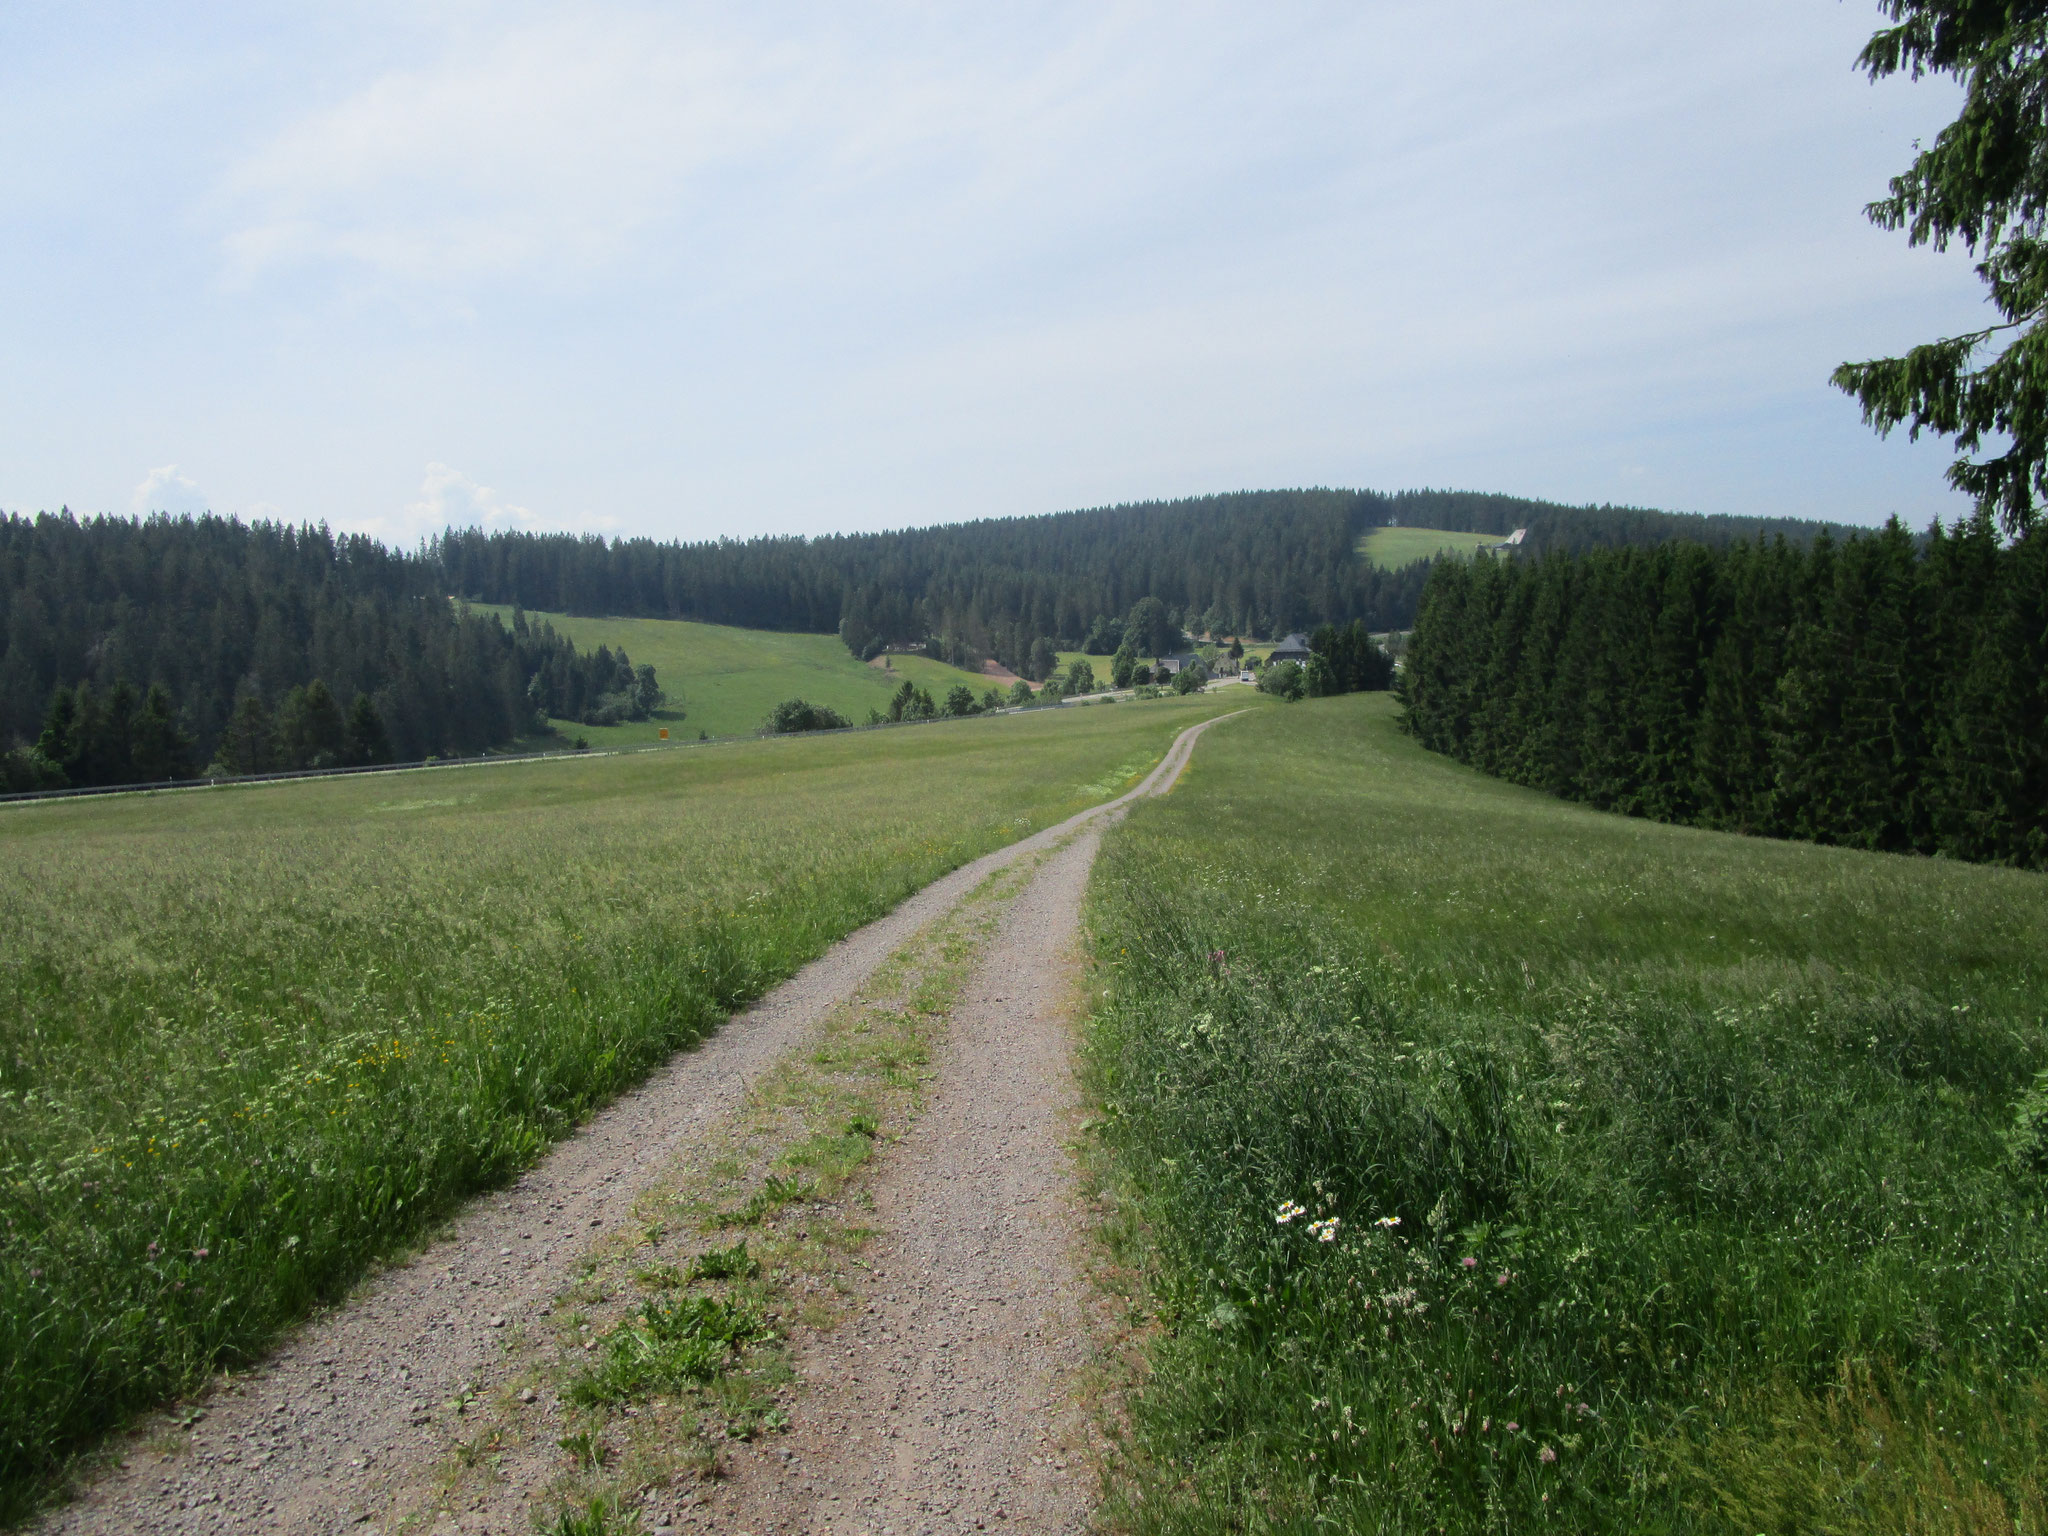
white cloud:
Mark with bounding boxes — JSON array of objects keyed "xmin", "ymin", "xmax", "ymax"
[
  {"xmin": 405, "ymin": 461, "xmax": 535, "ymax": 528},
  {"xmin": 131, "ymin": 463, "xmax": 209, "ymax": 516},
  {"xmin": 384, "ymin": 462, "xmax": 618, "ymax": 544},
  {"xmin": 214, "ymin": 13, "xmax": 810, "ymax": 287}
]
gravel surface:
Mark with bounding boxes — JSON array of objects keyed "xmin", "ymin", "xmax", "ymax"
[
  {"xmin": 698, "ymin": 821, "xmax": 1110, "ymax": 1536},
  {"xmin": 42, "ymin": 712, "xmax": 1242, "ymax": 1536}
]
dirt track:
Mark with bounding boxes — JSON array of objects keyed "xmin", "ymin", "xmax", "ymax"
[{"xmin": 45, "ymin": 711, "xmax": 1241, "ymax": 1536}]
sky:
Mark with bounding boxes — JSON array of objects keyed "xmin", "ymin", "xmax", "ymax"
[{"xmin": 0, "ymin": 2, "xmax": 1995, "ymax": 545}]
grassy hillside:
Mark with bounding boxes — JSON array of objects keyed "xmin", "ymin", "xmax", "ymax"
[
  {"xmin": 0, "ymin": 694, "xmax": 1243, "ymax": 1519},
  {"xmin": 472, "ymin": 607, "xmax": 997, "ymax": 743},
  {"xmin": 1087, "ymin": 694, "xmax": 2048, "ymax": 1534},
  {"xmin": 1356, "ymin": 525, "xmax": 1505, "ymax": 569}
]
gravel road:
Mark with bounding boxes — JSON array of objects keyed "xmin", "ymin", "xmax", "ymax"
[
  {"xmin": 43, "ymin": 711, "xmax": 1242, "ymax": 1536},
  {"xmin": 695, "ymin": 818, "xmax": 1113, "ymax": 1536}
]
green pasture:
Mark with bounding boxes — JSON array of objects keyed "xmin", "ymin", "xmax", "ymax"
[
  {"xmin": 1087, "ymin": 693, "xmax": 2048, "ymax": 1535},
  {"xmin": 1356, "ymin": 524, "xmax": 1503, "ymax": 569},
  {"xmin": 0, "ymin": 693, "xmax": 1244, "ymax": 1519},
  {"xmin": 470, "ymin": 607, "xmax": 995, "ymax": 743}
]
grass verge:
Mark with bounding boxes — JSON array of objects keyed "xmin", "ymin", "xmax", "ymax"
[{"xmin": 1082, "ymin": 693, "xmax": 2048, "ymax": 1535}]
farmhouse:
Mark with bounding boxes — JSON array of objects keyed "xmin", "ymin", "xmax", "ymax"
[
  {"xmin": 1155, "ymin": 651, "xmax": 1202, "ymax": 676},
  {"xmin": 1267, "ymin": 632, "xmax": 1313, "ymax": 665}
]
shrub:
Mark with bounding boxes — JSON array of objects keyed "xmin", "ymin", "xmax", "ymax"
[
  {"xmin": 1258, "ymin": 659, "xmax": 1305, "ymax": 700},
  {"xmin": 765, "ymin": 699, "xmax": 850, "ymax": 734}
]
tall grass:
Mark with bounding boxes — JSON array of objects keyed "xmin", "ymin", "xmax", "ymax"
[
  {"xmin": 0, "ymin": 696, "xmax": 1228, "ymax": 1520},
  {"xmin": 1086, "ymin": 694, "xmax": 2048, "ymax": 1534}
]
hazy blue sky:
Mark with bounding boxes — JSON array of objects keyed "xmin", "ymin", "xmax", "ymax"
[{"xmin": 0, "ymin": 2, "xmax": 1991, "ymax": 544}]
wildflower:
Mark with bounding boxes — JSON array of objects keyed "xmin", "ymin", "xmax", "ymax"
[
  {"xmin": 1496, "ymin": 1272, "xmax": 1510, "ymax": 1286},
  {"xmin": 28, "ymin": 1268, "xmax": 42, "ymax": 1279},
  {"xmin": 1308, "ymin": 1217, "xmax": 1340, "ymax": 1243},
  {"xmin": 1539, "ymin": 1445, "xmax": 1557, "ymax": 1464},
  {"xmin": 1275, "ymin": 1200, "xmax": 1307, "ymax": 1225},
  {"xmin": 1481, "ymin": 1418, "xmax": 1490, "ymax": 1432},
  {"xmin": 146, "ymin": 1241, "xmax": 159, "ymax": 1257},
  {"xmin": 192, "ymin": 1248, "xmax": 209, "ymax": 1259},
  {"xmin": 1374, "ymin": 1215, "xmax": 1400, "ymax": 1229},
  {"xmin": 1506, "ymin": 1422, "xmax": 1519, "ymax": 1432},
  {"xmin": 1460, "ymin": 1256, "xmax": 1477, "ymax": 1269}
]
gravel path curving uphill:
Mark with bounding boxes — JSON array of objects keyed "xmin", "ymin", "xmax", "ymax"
[{"xmin": 44, "ymin": 711, "xmax": 1244, "ymax": 1536}]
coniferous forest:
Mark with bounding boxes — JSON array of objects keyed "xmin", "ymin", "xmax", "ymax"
[
  {"xmin": 1, "ymin": 487, "xmax": 1853, "ymax": 790},
  {"xmin": 435, "ymin": 488, "xmax": 1848, "ymax": 674},
  {"xmin": 0, "ymin": 514, "xmax": 663, "ymax": 790},
  {"xmin": 1398, "ymin": 516, "xmax": 2048, "ymax": 867}
]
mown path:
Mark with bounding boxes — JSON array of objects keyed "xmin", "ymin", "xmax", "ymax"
[{"xmin": 45, "ymin": 714, "xmax": 1242, "ymax": 1536}]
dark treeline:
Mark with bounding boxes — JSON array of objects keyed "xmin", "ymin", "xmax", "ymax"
[
  {"xmin": 1399, "ymin": 517, "xmax": 2048, "ymax": 867},
  {"xmin": 436, "ymin": 489, "xmax": 1848, "ymax": 676},
  {"xmin": 0, "ymin": 513, "xmax": 663, "ymax": 790}
]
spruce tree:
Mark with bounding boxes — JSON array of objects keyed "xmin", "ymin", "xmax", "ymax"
[
  {"xmin": 344, "ymin": 693, "xmax": 392, "ymax": 766},
  {"xmin": 34, "ymin": 688, "xmax": 80, "ymax": 784},
  {"xmin": 217, "ymin": 691, "xmax": 275, "ymax": 775},
  {"xmin": 128, "ymin": 683, "xmax": 193, "ymax": 782}
]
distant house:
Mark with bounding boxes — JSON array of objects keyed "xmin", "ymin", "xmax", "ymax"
[
  {"xmin": 1155, "ymin": 651, "xmax": 1201, "ymax": 677},
  {"xmin": 1267, "ymin": 633, "xmax": 1313, "ymax": 666}
]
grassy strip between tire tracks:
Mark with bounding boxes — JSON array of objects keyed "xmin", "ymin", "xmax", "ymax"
[
  {"xmin": 1084, "ymin": 693, "xmax": 2048, "ymax": 1535},
  {"xmin": 0, "ymin": 693, "xmax": 1238, "ymax": 1522},
  {"xmin": 407, "ymin": 850, "xmax": 1033, "ymax": 1534}
]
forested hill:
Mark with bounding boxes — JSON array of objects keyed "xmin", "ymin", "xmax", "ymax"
[
  {"xmin": 0, "ymin": 513, "xmax": 663, "ymax": 789},
  {"xmin": 436, "ymin": 487, "xmax": 1851, "ymax": 671},
  {"xmin": 3, "ymin": 488, "xmax": 1849, "ymax": 780}
]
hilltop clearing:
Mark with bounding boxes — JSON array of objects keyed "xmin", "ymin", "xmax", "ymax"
[{"xmin": 1355, "ymin": 525, "xmax": 1505, "ymax": 569}]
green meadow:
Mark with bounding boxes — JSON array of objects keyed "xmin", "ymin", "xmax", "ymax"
[
  {"xmin": 471, "ymin": 607, "xmax": 996, "ymax": 744},
  {"xmin": 0, "ymin": 694, "xmax": 1237, "ymax": 1519},
  {"xmin": 1356, "ymin": 525, "xmax": 1504, "ymax": 570},
  {"xmin": 1088, "ymin": 693, "xmax": 2048, "ymax": 1534}
]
